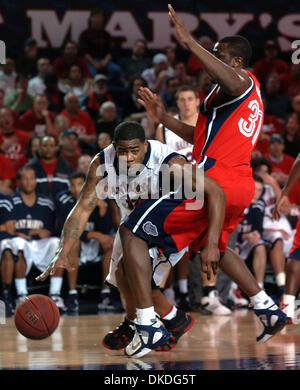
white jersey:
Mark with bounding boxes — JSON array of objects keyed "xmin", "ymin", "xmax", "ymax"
[
  {"xmin": 261, "ymin": 184, "xmax": 276, "ymax": 221},
  {"xmin": 97, "ymin": 140, "xmax": 178, "ymax": 218},
  {"xmin": 162, "ymin": 114, "xmax": 194, "ymax": 162}
]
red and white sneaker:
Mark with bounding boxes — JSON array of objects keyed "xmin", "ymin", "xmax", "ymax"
[
  {"xmin": 228, "ymin": 288, "xmax": 249, "ymax": 308},
  {"xmin": 280, "ymin": 301, "xmax": 294, "ymax": 324}
]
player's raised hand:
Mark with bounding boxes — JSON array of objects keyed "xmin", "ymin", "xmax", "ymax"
[
  {"xmin": 168, "ymin": 4, "xmax": 192, "ymax": 45},
  {"xmin": 137, "ymin": 87, "xmax": 166, "ymax": 123},
  {"xmin": 272, "ymin": 194, "xmax": 290, "ymax": 221},
  {"xmin": 200, "ymin": 245, "xmax": 220, "ymax": 280},
  {"xmin": 35, "ymin": 251, "xmax": 75, "ymax": 281}
]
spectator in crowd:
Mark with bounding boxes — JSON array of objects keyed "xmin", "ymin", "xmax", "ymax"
[
  {"xmin": 15, "ymin": 134, "xmax": 40, "ymax": 172},
  {"xmin": 79, "ymin": 8, "xmax": 121, "ymax": 86},
  {"xmin": 253, "ymin": 40, "xmax": 289, "ymax": 86},
  {"xmin": 53, "ymin": 40, "xmax": 90, "ymax": 81},
  {"xmin": 230, "ymin": 175, "xmax": 267, "ymax": 308},
  {"xmin": 173, "ymin": 61, "xmax": 194, "ymax": 87},
  {"xmin": 77, "ymin": 154, "xmax": 92, "ymax": 174},
  {"xmin": 0, "ymin": 192, "xmax": 15, "ymax": 316},
  {"xmin": 54, "ymin": 114, "xmax": 70, "ymax": 140},
  {"xmin": 119, "ymin": 39, "xmax": 151, "ymax": 82},
  {"xmin": 19, "ymin": 94, "xmax": 56, "ymax": 136},
  {"xmin": 161, "ymin": 76, "xmax": 181, "ymax": 108},
  {"xmin": 251, "ymin": 157, "xmax": 293, "ymax": 300},
  {"xmin": 0, "ymin": 58, "xmax": 17, "ymax": 95},
  {"xmin": 121, "ymin": 76, "xmax": 147, "ymax": 121},
  {"xmin": 83, "ymin": 74, "xmax": 114, "ymax": 122},
  {"xmin": 97, "ymin": 131, "xmax": 112, "ymax": 152},
  {"xmin": 0, "ymin": 153, "xmax": 16, "ymax": 193},
  {"xmin": 187, "ymin": 36, "xmax": 214, "ymax": 77},
  {"xmin": 96, "ymin": 101, "xmax": 119, "ymax": 138},
  {"xmin": 197, "ymin": 71, "xmax": 213, "ymax": 102},
  {"xmin": 263, "ymin": 73, "xmax": 291, "ymax": 119},
  {"xmin": 0, "ymin": 107, "xmax": 30, "ymax": 168},
  {"xmin": 60, "ymin": 93, "xmax": 97, "ymax": 151},
  {"xmin": 54, "ymin": 172, "xmax": 117, "ymax": 313},
  {"xmin": 44, "ymin": 71, "xmax": 65, "ymax": 114},
  {"xmin": 59, "ymin": 129, "xmax": 82, "ymax": 171},
  {"xmin": 15, "ymin": 38, "xmax": 39, "ymax": 79},
  {"xmin": 280, "ymin": 63, "xmax": 300, "ymax": 98},
  {"xmin": 25, "ymin": 135, "xmax": 73, "ymax": 198},
  {"xmin": 164, "ymin": 46, "xmax": 177, "ymax": 69},
  {"xmin": 58, "ymin": 64, "xmax": 93, "ymax": 106},
  {"xmin": 282, "ymin": 114, "xmax": 300, "ymax": 159},
  {"xmin": 0, "ymin": 89, "xmax": 19, "ymax": 127},
  {"xmin": 4, "ymin": 74, "xmax": 33, "ymax": 115},
  {"xmin": 141, "ymin": 53, "xmax": 174, "ymax": 94},
  {"xmin": 27, "ymin": 57, "xmax": 51, "ymax": 97},
  {"xmin": 291, "ymin": 94, "xmax": 300, "ymax": 124},
  {"xmin": 8, "ymin": 167, "xmax": 63, "ymax": 310}
]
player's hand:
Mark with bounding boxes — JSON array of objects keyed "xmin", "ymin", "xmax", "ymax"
[
  {"xmin": 137, "ymin": 87, "xmax": 166, "ymax": 123},
  {"xmin": 272, "ymin": 194, "xmax": 290, "ymax": 220},
  {"xmin": 168, "ymin": 4, "xmax": 192, "ymax": 45},
  {"xmin": 35, "ymin": 251, "xmax": 75, "ymax": 282},
  {"xmin": 200, "ymin": 245, "xmax": 220, "ymax": 280}
]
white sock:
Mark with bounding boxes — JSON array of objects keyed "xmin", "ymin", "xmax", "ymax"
[
  {"xmin": 136, "ymin": 306, "xmax": 156, "ymax": 325},
  {"xmin": 69, "ymin": 290, "xmax": 77, "ymax": 295},
  {"xmin": 101, "ymin": 288, "xmax": 110, "ymax": 294},
  {"xmin": 275, "ymin": 272, "xmax": 286, "ymax": 287},
  {"xmin": 15, "ymin": 278, "xmax": 28, "ymax": 295},
  {"xmin": 162, "ymin": 305, "xmax": 177, "ymax": 321},
  {"xmin": 231, "ymin": 282, "xmax": 238, "ymax": 290},
  {"xmin": 250, "ymin": 290, "xmax": 274, "ymax": 310},
  {"xmin": 178, "ymin": 279, "xmax": 188, "ymax": 294},
  {"xmin": 282, "ymin": 294, "xmax": 295, "ymax": 306},
  {"xmin": 49, "ymin": 276, "xmax": 63, "ymax": 295}
]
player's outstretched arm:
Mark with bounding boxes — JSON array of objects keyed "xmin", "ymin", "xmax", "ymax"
[
  {"xmin": 137, "ymin": 87, "xmax": 194, "ymax": 144},
  {"xmin": 168, "ymin": 4, "xmax": 250, "ymax": 96},
  {"xmin": 273, "ymin": 153, "xmax": 300, "ymax": 220},
  {"xmin": 36, "ymin": 156, "xmax": 103, "ymax": 281}
]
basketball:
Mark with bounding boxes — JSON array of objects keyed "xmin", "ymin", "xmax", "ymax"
[{"xmin": 14, "ymin": 294, "xmax": 60, "ymax": 340}]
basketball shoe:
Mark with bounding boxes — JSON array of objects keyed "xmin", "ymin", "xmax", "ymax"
[
  {"xmin": 280, "ymin": 301, "xmax": 294, "ymax": 325},
  {"xmin": 228, "ymin": 287, "xmax": 249, "ymax": 308},
  {"xmin": 200, "ymin": 290, "xmax": 232, "ymax": 316},
  {"xmin": 102, "ymin": 317, "xmax": 135, "ymax": 350}
]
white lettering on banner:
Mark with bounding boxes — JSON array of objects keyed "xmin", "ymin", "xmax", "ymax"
[
  {"xmin": 25, "ymin": 9, "xmax": 300, "ymax": 52},
  {"xmin": 147, "ymin": 12, "xmax": 198, "ymax": 49},
  {"xmin": 200, "ymin": 13, "xmax": 254, "ymax": 40},
  {"xmin": 105, "ymin": 11, "xmax": 145, "ymax": 49},
  {"xmin": 26, "ymin": 10, "xmax": 90, "ymax": 48},
  {"xmin": 291, "ymin": 40, "xmax": 300, "ymax": 65}
]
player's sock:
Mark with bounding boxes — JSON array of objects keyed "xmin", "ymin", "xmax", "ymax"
[
  {"xmin": 69, "ymin": 290, "xmax": 77, "ymax": 295},
  {"xmin": 282, "ymin": 294, "xmax": 295, "ymax": 306},
  {"xmin": 275, "ymin": 272, "xmax": 286, "ymax": 287},
  {"xmin": 136, "ymin": 306, "xmax": 156, "ymax": 325},
  {"xmin": 49, "ymin": 276, "xmax": 63, "ymax": 296},
  {"xmin": 15, "ymin": 278, "xmax": 28, "ymax": 295},
  {"xmin": 178, "ymin": 279, "xmax": 188, "ymax": 294},
  {"xmin": 203, "ymin": 285, "xmax": 216, "ymax": 297},
  {"xmin": 161, "ymin": 305, "xmax": 177, "ymax": 321},
  {"xmin": 250, "ymin": 290, "xmax": 274, "ymax": 310},
  {"xmin": 258, "ymin": 282, "xmax": 264, "ymax": 289}
]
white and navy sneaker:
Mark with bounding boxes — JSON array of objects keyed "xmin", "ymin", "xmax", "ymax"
[
  {"xmin": 124, "ymin": 318, "xmax": 171, "ymax": 358},
  {"xmin": 201, "ymin": 290, "xmax": 232, "ymax": 316},
  {"xmin": 254, "ymin": 303, "xmax": 290, "ymax": 343},
  {"xmin": 49, "ymin": 294, "xmax": 67, "ymax": 313}
]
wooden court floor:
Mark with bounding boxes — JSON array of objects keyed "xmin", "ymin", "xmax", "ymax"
[{"xmin": 0, "ymin": 309, "xmax": 300, "ymax": 370}]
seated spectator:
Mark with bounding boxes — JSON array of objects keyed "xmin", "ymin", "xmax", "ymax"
[
  {"xmin": 53, "ymin": 40, "xmax": 90, "ymax": 81},
  {"xmin": 161, "ymin": 76, "xmax": 180, "ymax": 108},
  {"xmin": 54, "ymin": 172, "xmax": 117, "ymax": 313},
  {"xmin": 251, "ymin": 157, "xmax": 293, "ymax": 299},
  {"xmin": 54, "ymin": 114, "xmax": 70, "ymax": 140},
  {"xmin": 291, "ymin": 94, "xmax": 300, "ymax": 124},
  {"xmin": 78, "ymin": 8, "xmax": 121, "ymax": 86},
  {"xmin": 282, "ymin": 114, "xmax": 300, "ymax": 159},
  {"xmin": 0, "ymin": 58, "xmax": 16, "ymax": 95},
  {"xmin": 58, "ymin": 64, "xmax": 93, "ymax": 106},
  {"xmin": 15, "ymin": 134, "xmax": 41, "ymax": 172},
  {"xmin": 119, "ymin": 38, "xmax": 151, "ymax": 83},
  {"xmin": 0, "ymin": 153, "xmax": 15, "ymax": 194},
  {"xmin": 24, "ymin": 135, "xmax": 73, "ymax": 198},
  {"xmin": 187, "ymin": 36, "xmax": 214, "ymax": 77},
  {"xmin": 141, "ymin": 53, "xmax": 174, "ymax": 94},
  {"xmin": 27, "ymin": 57, "xmax": 51, "ymax": 97},
  {"xmin": 280, "ymin": 63, "xmax": 300, "ymax": 98},
  {"xmin": 7, "ymin": 167, "xmax": 63, "ymax": 310},
  {"xmin": 121, "ymin": 76, "xmax": 147, "ymax": 120},
  {"xmin": 230, "ymin": 174, "xmax": 267, "ymax": 307},
  {"xmin": 96, "ymin": 101, "xmax": 119, "ymax": 139},
  {"xmin": 77, "ymin": 154, "xmax": 92, "ymax": 174},
  {"xmin": 197, "ymin": 71, "xmax": 213, "ymax": 101},
  {"xmin": 0, "ymin": 192, "xmax": 16, "ymax": 316},
  {"xmin": 0, "ymin": 107, "xmax": 30, "ymax": 169},
  {"xmin": 19, "ymin": 94, "xmax": 56, "ymax": 136},
  {"xmin": 164, "ymin": 46, "xmax": 177, "ymax": 69},
  {"xmin": 253, "ymin": 40, "xmax": 289, "ymax": 86},
  {"xmin": 0, "ymin": 89, "xmax": 19, "ymax": 127},
  {"xmin": 83, "ymin": 74, "xmax": 114, "ymax": 122},
  {"xmin": 44, "ymin": 71, "xmax": 65, "ymax": 114},
  {"xmin": 59, "ymin": 129, "xmax": 82, "ymax": 171},
  {"xmin": 60, "ymin": 93, "xmax": 97, "ymax": 151},
  {"xmin": 173, "ymin": 61, "xmax": 194, "ymax": 87},
  {"xmin": 263, "ymin": 72, "xmax": 291, "ymax": 119},
  {"xmin": 15, "ymin": 38, "xmax": 39, "ymax": 79},
  {"xmin": 4, "ymin": 74, "xmax": 33, "ymax": 115},
  {"xmin": 97, "ymin": 131, "xmax": 112, "ymax": 152}
]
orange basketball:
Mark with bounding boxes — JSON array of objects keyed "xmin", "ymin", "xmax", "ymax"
[{"xmin": 14, "ymin": 294, "xmax": 60, "ymax": 340}]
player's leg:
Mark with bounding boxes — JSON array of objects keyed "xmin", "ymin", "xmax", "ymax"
[
  {"xmin": 200, "ymin": 270, "xmax": 231, "ymax": 315},
  {"xmin": 252, "ymin": 244, "xmax": 267, "ymax": 289},
  {"xmin": 65, "ymin": 240, "xmax": 80, "ymax": 313},
  {"xmin": 268, "ymin": 239, "xmax": 286, "ymax": 299},
  {"xmin": 174, "ymin": 254, "xmax": 193, "ymax": 311},
  {"xmin": 0, "ymin": 245, "xmax": 15, "ymax": 316},
  {"xmin": 15, "ymin": 251, "xmax": 29, "ymax": 305}
]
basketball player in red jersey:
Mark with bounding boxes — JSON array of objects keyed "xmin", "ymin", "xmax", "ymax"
[{"xmin": 136, "ymin": 4, "xmax": 289, "ymax": 345}]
